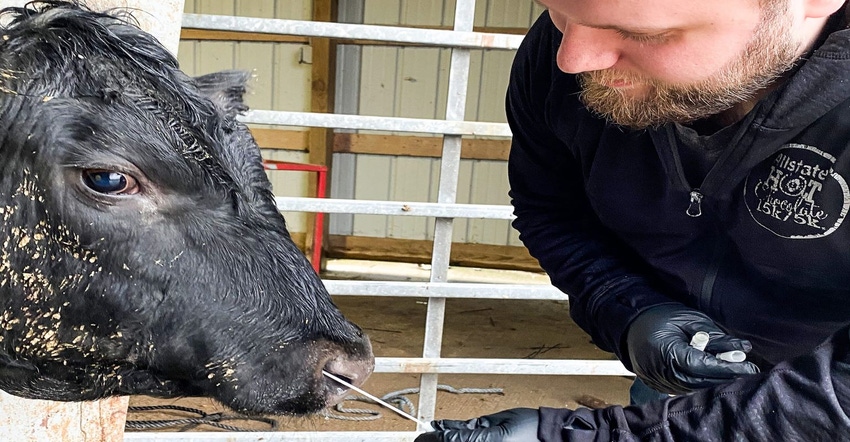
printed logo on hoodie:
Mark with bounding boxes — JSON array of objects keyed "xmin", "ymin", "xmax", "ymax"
[{"xmin": 745, "ymin": 143, "xmax": 850, "ymax": 239}]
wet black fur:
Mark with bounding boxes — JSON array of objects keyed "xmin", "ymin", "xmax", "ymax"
[{"xmin": 0, "ymin": 1, "xmax": 371, "ymax": 414}]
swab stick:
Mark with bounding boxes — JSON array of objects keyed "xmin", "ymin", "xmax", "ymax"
[{"xmin": 322, "ymin": 370, "xmax": 434, "ymax": 431}]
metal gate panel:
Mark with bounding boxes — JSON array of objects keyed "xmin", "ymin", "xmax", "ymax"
[{"xmin": 130, "ymin": 5, "xmax": 633, "ymax": 441}]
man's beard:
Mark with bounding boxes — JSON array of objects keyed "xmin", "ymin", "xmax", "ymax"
[{"xmin": 577, "ymin": 8, "xmax": 801, "ymax": 129}]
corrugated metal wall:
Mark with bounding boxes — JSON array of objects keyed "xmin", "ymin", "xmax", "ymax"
[{"xmin": 177, "ymin": 0, "xmax": 544, "ymax": 247}]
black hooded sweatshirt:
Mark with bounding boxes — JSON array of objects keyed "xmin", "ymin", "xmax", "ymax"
[
  {"xmin": 509, "ymin": 7, "xmax": 850, "ymax": 440},
  {"xmin": 509, "ymin": 11, "xmax": 850, "ymax": 368}
]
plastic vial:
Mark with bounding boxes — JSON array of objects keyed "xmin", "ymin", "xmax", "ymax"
[
  {"xmin": 716, "ymin": 350, "xmax": 747, "ymax": 363},
  {"xmin": 689, "ymin": 331, "xmax": 710, "ymax": 352}
]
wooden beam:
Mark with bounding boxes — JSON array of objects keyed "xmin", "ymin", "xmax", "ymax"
[
  {"xmin": 247, "ymin": 129, "xmax": 513, "ymax": 161},
  {"xmin": 326, "ymin": 235, "xmax": 543, "ymax": 273},
  {"xmin": 249, "ymin": 127, "xmax": 309, "ymax": 151},
  {"xmin": 334, "ymin": 133, "xmax": 510, "ymax": 160},
  {"xmin": 181, "ymin": 28, "xmax": 309, "ymax": 44}
]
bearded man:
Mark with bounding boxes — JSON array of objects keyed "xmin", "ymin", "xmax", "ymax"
[{"xmin": 417, "ymin": 0, "xmax": 850, "ymax": 440}]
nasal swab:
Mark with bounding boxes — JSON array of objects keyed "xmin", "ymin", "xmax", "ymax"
[
  {"xmin": 689, "ymin": 332, "xmax": 748, "ymax": 363},
  {"xmin": 322, "ymin": 370, "xmax": 434, "ymax": 431}
]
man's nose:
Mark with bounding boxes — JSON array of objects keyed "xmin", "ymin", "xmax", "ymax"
[{"xmin": 556, "ymin": 23, "xmax": 620, "ymax": 74}]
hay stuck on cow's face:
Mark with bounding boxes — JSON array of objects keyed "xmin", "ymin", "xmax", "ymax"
[{"xmin": 0, "ymin": 1, "xmax": 373, "ymax": 415}]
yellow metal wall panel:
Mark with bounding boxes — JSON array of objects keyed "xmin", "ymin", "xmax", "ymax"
[
  {"xmin": 398, "ymin": 48, "xmax": 442, "ymax": 119},
  {"xmin": 236, "ymin": 42, "xmax": 275, "ymax": 110},
  {"xmin": 189, "ymin": 0, "xmax": 310, "ymax": 18},
  {"xmin": 401, "ymin": 0, "xmax": 444, "ymax": 26},
  {"xmin": 352, "ymin": 155, "xmax": 392, "ymax": 237},
  {"xmin": 482, "ymin": 0, "xmax": 531, "ymax": 27},
  {"xmin": 363, "ymin": 0, "xmax": 400, "ymax": 25},
  {"xmin": 388, "ymin": 157, "xmax": 434, "ymax": 238},
  {"xmin": 196, "ymin": 0, "xmax": 235, "ymax": 15},
  {"xmin": 474, "ymin": 51, "xmax": 514, "ymax": 123},
  {"xmin": 196, "ymin": 41, "xmax": 235, "ymax": 74},
  {"xmin": 359, "ymin": 46, "xmax": 400, "ymax": 118},
  {"xmin": 177, "ymin": 40, "xmax": 198, "ymax": 74},
  {"xmin": 236, "ymin": 0, "xmax": 275, "ymax": 18},
  {"xmin": 464, "ymin": 49, "xmax": 484, "ymax": 121},
  {"xmin": 273, "ymin": 45, "xmax": 313, "ymax": 112},
  {"xmin": 466, "ymin": 160, "xmax": 511, "ymax": 244},
  {"xmin": 274, "ymin": 0, "xmax": 312, "ymax": 20}
]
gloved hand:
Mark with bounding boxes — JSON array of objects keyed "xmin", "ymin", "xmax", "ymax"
[
  {"xmin": 414, "ymin": 408, "xmax": 540, "ymax": 442},
  {"xmin": 625, "ymin": 304, "xmax": 760, "ymax": 394}
]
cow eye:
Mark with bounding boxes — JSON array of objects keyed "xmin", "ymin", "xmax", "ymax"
[{"xmin": 82, "ymin": 169, "xmax": 139, "ymax": 195}]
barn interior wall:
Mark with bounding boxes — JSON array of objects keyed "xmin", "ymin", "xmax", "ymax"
[
  {"xmin": 346, "ymin": 0, "xmax": 544, "ymax": 248},
  {"xmin": 177, "ymin": 0, "xmax": 546, "ymax": 270}
]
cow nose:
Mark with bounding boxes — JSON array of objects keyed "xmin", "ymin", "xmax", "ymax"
[{"xmin": 321, "ymin": 347, "xmax": 374, "ymax": 406}]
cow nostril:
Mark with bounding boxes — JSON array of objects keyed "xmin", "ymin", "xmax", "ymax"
[
  {"xmin": 321, "ymin": 352, "xmax": 374, "ymax": 406},
  {"xmin": 322, "ymin": 369, "xmax": 353, "ymax": 397},
  {"xmin": 322, "ymin": 355, "xmax": 373, "ymax": 387}
]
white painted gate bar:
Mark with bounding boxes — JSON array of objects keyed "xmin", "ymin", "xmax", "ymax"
[
  {"xmin": 275, "ymin": 197, "xmax": 516, "ymax": 218},
  {"xmin": 240, "ymin": 109, "xmax": 513, "ymax": 137},
  {"xmin": 322, "ymin": 280, "xmax": 563, "ymax": 300},
  {"xmin": 182, "ymin": 13, "xmax": 525, "ymax": 50},
  {"xmin": 417, "ymin": 0, "xmax": 476, "ymax": 427},
  {"xmin": 375, "ymin": 358, "xmax": 633, "ymax": 376}
]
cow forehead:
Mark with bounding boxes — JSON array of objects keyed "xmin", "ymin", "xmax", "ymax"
[
  {"xmin": 0, "ymin": 5, "xmax": 214, "ymax": 128},
  {"xmin": 0, "ymin": 6, "xmax": 255, "ymax": 190}
]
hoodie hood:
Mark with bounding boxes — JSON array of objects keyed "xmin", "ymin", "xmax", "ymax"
[{"xmin": 760, "ymin": 23, "xmax": 850, "ymax": 131}]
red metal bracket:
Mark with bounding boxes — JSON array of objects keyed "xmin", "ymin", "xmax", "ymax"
[{"xmin": 262, "ymin": 160, "xmax": 327, "ymax": 274}]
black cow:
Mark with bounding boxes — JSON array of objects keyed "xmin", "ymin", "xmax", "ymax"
[{"xmin": 0, "ymin": 1, "xmax": 373, "ymax": 415}]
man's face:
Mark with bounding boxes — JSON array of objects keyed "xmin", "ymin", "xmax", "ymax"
[{"xmin": 541, "ymin": 0, "xmax": 804, "ymax": 128}]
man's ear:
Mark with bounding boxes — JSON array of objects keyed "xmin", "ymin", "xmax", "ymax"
[
  {"xmin": 193, "ymin": 70, "xmax": 252, "ymax": 118},
  {"xmin": 802, "ymin": 0, "xmax": 846, "ymax": 18}
]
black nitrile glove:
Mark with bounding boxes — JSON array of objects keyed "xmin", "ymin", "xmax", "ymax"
[
  {"xmin": 414, "ymin": 408, "xmax": 540, "ymax": 442},
  {"xmin": 625, "ymin": 304, "xmax": 760, "ymax": 394}
]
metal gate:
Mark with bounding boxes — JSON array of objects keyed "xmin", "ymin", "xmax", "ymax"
[{"xmin": 126, "ymin": 2, "xmax": 632, "ymax": 440}]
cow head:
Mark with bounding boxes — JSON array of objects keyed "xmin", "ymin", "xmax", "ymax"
[{"xmin": 0, "ymin": 1, "xmax": 373, "ymax": 415}]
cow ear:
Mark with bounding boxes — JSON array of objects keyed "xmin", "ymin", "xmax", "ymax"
[{"xmin": 193, "ymin": 70, "xmax": 252, "ymax": 117}]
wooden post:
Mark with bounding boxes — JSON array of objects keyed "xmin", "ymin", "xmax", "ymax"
[
  {"xmin": 307, "ymin": 0, "xmax": 338, "ymax": 272},
  {"xmin": 0, "ymin": 1, "xmax": 184, "ymax": 440}
]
